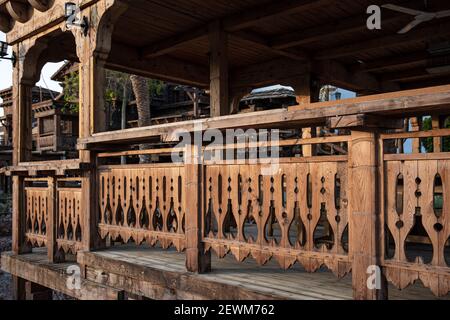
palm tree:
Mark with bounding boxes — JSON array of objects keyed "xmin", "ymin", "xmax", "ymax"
[{"xmin": 130, "ymin": 75, "xmax": 152, "ymax": 163}]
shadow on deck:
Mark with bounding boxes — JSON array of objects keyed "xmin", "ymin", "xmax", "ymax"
[{"xmin": 2, "ymin": 246, "xmax": 449, "ymax": 300}]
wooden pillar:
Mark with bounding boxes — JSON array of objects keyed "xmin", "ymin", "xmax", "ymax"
[
  {"xmin": 78, "ymin": 53, "xmax": 107, "ymax": 162},
  {"xmin": 47, "ymin": 177, "xmax": 64, "ymax": 262},
  {"xmin": 53, "ymin": 113, "xmax": 61, "ymax": 152},
  {"xmin": 432, "ymin": 116, "xmax": 441, "ymax": 152},
  {"xmin": 209, "ymin": 21, "xmax": 229, "ymax": 117},
  {"xmin": 12, "ymin": 82, "xmax": 33, "ymax": 165},
  {"xmin": 289, "ymin": 75, "xmax": 319, "ymax": 156},
  {"xmin": 11, "ymin": 62, "xmax": 33, "ymax": 255},
  {"xmin": 185, "ymin": 144, "xmax": 211, "ymax": 273},
  {"xmin": 81, "ymin": 154, "xmax": 105, "ymax": 253},
  {"xmin": 349, "ymin": 130, "xmax": 386, "ymax": 300},
  {"xmin": 25, "ymin": 282, "xmax": 53, "ymax": 300},
  {"xmin": 12, "ymin": 276, "xmax": 27, "ymax": 300},
  {"xmin": 410, "ymin": 117, "xmax": 421, "ymax": 153}
]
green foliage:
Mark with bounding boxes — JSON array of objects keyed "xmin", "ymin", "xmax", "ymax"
[
  {"xmin": 421, "ymin": 117, "xmax": 450, "ymax": 153},
  {"xmin": 148, "ymin": 79, "xmax": 164, "ymax": 97},
  {"xmin": 62, "ymin": 72, "xmax": 79, "ymax": 113},
  {"xmin": 62, "ymin": 68, "xmax": 165, "ymax": 113}
]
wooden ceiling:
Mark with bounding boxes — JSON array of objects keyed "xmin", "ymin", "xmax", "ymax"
[
  {"xmin": 1, "ymin": 0, "xmax": 450, "ymax": 92},
  {"xmin": 106, "ymin": 0, "xmax": 450, "ymax": 92}
]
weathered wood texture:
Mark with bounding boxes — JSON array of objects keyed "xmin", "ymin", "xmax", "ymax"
[
  {"xmin": 98, "ymin": 164, "xmax": 186, "ymax": 251},
  {"xmin": 1, "ymin": 250, "xmax": 124, "ymax": 300}
]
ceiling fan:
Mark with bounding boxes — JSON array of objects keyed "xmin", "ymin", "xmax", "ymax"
[{"xmin": 382, "ymin": 3, "xmax": 450, "ymax": 34}]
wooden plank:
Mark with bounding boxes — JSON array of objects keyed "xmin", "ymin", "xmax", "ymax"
[
  {"xmin": 384, "ymin": 152, "xmax": 450, "ymax": 161},
  {"xmin": 328, "ymin": 114, "xmax": 404, "ymax": 129},
  {"xmin": 348, "ymin": 130, "xmax": 386, "ymax": 299},
  {"xmin": 209, "ymin": 21, "xmax": 229, "ymax": 117},
  {"xmin": 380, "ymin": 128, "xmax": 450, "ymax": 140},
  {"xmin": 1, "ymin": 251, "xmax": 124, "ymax": 300},
  {"xmin": 185, "ymin": 144, "xmax": 211, "ymax": 272}
]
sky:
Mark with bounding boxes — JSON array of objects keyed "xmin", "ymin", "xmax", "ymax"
[{"xmin": 0, "ymin": 32, "xmax": 64, "ymax": 116}]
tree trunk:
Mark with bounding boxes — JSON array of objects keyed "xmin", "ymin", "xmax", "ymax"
[{"xmin": 130, "ymin": 75, "xmax": 152, "ymax": 163}]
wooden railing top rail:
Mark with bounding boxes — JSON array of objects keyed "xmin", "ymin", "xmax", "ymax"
[
  {"xmin": 79, "ymin": 84, "xmax": 450, "ymax": 146},
  {"xmin": 380, "ymin": 128, "xmax": 450, "ymax": 140},
  {"xmin": 96, "ymin": 135, "xmax": 351, "ymax": 158},
  {"xmin": 6, "ymin": 159, "xmax": 91, "ymax": 176}
]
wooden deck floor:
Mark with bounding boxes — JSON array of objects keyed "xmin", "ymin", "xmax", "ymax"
[{"xmin": 2, "ymin": 246, "xmax": 450, "ymax": 300}]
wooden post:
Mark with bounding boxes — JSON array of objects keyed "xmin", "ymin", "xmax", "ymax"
[
  {"xmin": 12, "ymin": 176, "xmax": 31, "ymax": 255},
  {"xmin": 53, "ymin": 113, "xmax": 61, "ymax": 152},
  {"xmin": 289, "ymin": 75, "xmax": 319, "ymax": 156},
  {"xmin": 432, "ymin": 115, "xmax": 441, "ymax": 152},
  {"xmin": 348, "ymin": 130, "xmax": 387, "ymax": 300},
  {"xmin": 209, "ymin": 21, "xmax": 229, "ymax": 117},
  {"xmin": 78, "ymin": 53, "xmax": 107, "ymax": 162},
  {"xmin": 410, "ymin": 117, "xmax": 421, "ymax": 153},
  {"xmin": 12, "ymin": 276, "xmax": 27, "ymax": 300},
  {"xmin": 25, "ymin": 282, "xmax": 53, "ymax": 300},
  {"xmin": 11, "ymin": 64, "xmax": 33, "ymax": 255},
  {"xmin": 81, "ymin": 154, "xmax": 105, "ymax": 253},
  {"xmin": 12, "ymin": 82, "xmax": 33, "ymax": 165},
  {"xmin": 47, "ymin": 177, "xmax": 64, "ymax": 263},
  {"xmin": 185, "ymin": 144, "xmax": 211, "ymax": 273}
]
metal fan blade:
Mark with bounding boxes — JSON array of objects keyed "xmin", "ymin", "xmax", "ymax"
[
  {"xmin": 382, "ymin": 4, "xmax": 426, "ymax": 16},
  {"xmin": 397, "ymin": 19, "xmax": 424, "ymax": 34},
  {"xmin": 436, "ymin": 10, "xmax": 450, "ymax": 18}
]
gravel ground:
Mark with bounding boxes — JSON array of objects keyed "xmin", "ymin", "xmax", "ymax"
[{"xmin": 0, "ymin": 199, "xmax": 12, "ymax": 300}]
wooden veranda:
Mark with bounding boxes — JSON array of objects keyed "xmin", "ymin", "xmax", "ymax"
[{"xmin": 0, "ymin": 0, "xmax": 450, "ymax": 300}]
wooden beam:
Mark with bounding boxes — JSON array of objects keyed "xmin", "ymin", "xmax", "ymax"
[
  {"xmin": 271, "ymin": 5, "xmax": 403, "ymax": 50},
  {"xmin": 141, "ymin": 26, "xmax": 208, "ymax": 58},
  {"xmin": 355, "ymin": 51, "xmax": 428, "ymax": 72},
  {"xmin": 139, "ymin": 0, "xmax": 324, "ymax": 59},
  {"xmin": 327, "ymin": 114, "xmax": 404, "ymax": 129},
  {"xmin": 6, "ymin": 1, "xmax": 31, "ymax": 23},
  {"xmin": 231, "ymin": 58, "xmax": 310, "ymax": 89},
  {"xmin": 1, "ymin": 252, "xmax": 124, "ymax": 300},
  {"xmin": 79, "ymin": 84, "xmax": 450, "ymax": 147},
  {"xmin": 209, "ymin": 21, "xmax": 229, "ymax": 116},
  {"xmin": 0, "ymin": 11, "xmax": 13, "ymax": 33},
  {"xmin": 381, "ymin": 68, "xmax": 439, "ymax": 83},
  {"xmin": 232, "ymin": 30, "xmax": 309, "ymax": 61},
  {"xmin": 316, "ymin": 20, "xmax": 450, "ymax": 60},
  {"xmin": 108, "ymin": 43, "xmax": 209, "ymax": 87},
  {"xmin": 314, "ymin": 60, "xmax": 399, "ymax": 93},
  {"xmin": 27, "ymin": 0, "xmax": 50, "ymax": 12},
  {"xmin": 223, "ymin": 0, "xmax": 326, "ymax": 32}
]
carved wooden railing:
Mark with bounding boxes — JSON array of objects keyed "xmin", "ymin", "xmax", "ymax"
[
  {"xmin": 23, "ymin": 177, "xmax": 84, "ymax": 259},
  {"xmin": 98, "ymin": 164, "xmax": 186, "ymax": 251},
  {"xmin": 24, "ymin": 178, "xmax": 51, "ymax": 248},
  {"xmin": 203, "ymin": 158, "xmax": 350, "ymax": 276},
  {"xmin": 16, "ymin": 110, "xmax": 450, "ymax": 299},
  {"xmin": 381, "ymin": 122, "xmax": 450, "ymax": 296},
  {"xmin": 56, "ymin": 178, "xmax": 83, "ymax": 254}
]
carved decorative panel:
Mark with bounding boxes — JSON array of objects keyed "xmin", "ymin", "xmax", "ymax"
[
  {"xmin": 98, "ymin": 164, "xmax": 186, "ymax": 251},
  {"xmin": 384, "ymin": 160, "xmax": 450, "ymax": 296},
  {"xmin": 204, "ymin": 160, "xmax": 350, "ymax": 277}
]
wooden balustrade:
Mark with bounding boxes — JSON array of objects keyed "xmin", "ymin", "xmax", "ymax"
[
  {"xmin": 56, "ymin": 178, "xmax": 84, "ymax": 254},
  {"xmin": 381, "ymin": 130, "xmax": 450, "ymax": 297},
  {"xmin": 98, "ymin": 164, "xmax": 186, "ymax": 251},
  {"xmin": 15, "ymin": 115, "xmax": 450, "ymax": 298},
  {"xmin": 24, "ymin": 178, "xmax": 50, "ymax": 248},
  {"xmin": 203, "ymin": 160, "xmax": 351, "ymax": 276}
]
